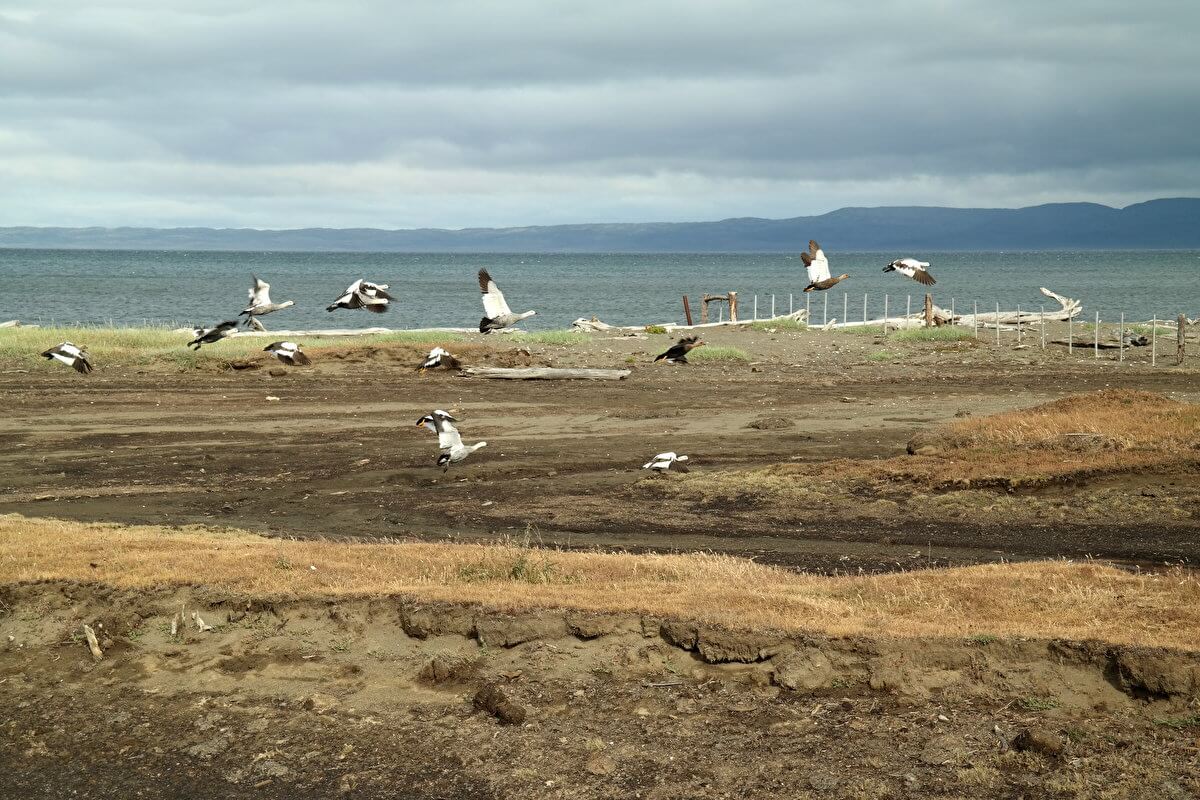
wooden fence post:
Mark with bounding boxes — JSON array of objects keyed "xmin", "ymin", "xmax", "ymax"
[
  {"xmin": 729, "ymin": 291, "xmax": 738, "ymax": 323},
  {"xmin": 682, "ymin": 295, "xmax": 693, "ymax": 326},
  {"xmin": 924, "ymin": 294, "xmax": 934, "ymax": 327},
  {"xmin": 1178, "ymin": 313, "xmax": 1187, "ymax": 365},
  {"xmin": 700, "ymin": 300, "xmax": 708, "ymax": 324},
  {"xmin": 1151, "ymin": 315, "xmax": 1157, "ymax": 366}
]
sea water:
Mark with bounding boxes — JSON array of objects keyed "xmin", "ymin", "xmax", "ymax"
[{"xmin": 0, "ymin": 249, "xmax": 1196, "ymax": 330}]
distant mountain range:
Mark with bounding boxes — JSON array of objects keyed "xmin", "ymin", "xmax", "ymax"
[{"xmin": 1, "ymin": 198, "xmax": 1197, "ymax": 252}]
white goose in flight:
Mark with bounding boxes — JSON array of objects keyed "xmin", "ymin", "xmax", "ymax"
[
  {"xmin": 42, "ymin": 341, "xmax": 94, "ymax": 374},
  {"xmin": 883, "ymin": 258, "xmax": 936, "ymax": 286},
  {"xmin": 240, "ymin": 275, "xmax": 295, "ymax": 328},
  {"xmin": 801, "ymin": 240, "xmax": 849, "ymax": 292},
  {"xmin": 263, "ymin": 341, "xmax": 311, "ymax": 366},
  {"xmin": 326, "ymin": 279, "xmax": 394, "ymax": 313},
  {"xmin": 188, "ymin": 320, "xmax": 239, "ymax": 350},
  {"xmin": 416, "ymin": 409, "xmax": 487, "ymax": 471},
  {"xmin": 643, "ymin": 452, "xmax": 689, "ymax": 472},
  {"xmin": 478, "ymin": 269, "xmax": 536, "ymax": 332}
]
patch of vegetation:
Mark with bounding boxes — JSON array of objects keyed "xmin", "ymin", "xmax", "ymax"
[
  {"xmin": 867, "ymin": 351, "xmax": 897, "ymax": 362},
  {"xmin": 1129, "ymin": 324, "xmax": 1175, "ymax": 336},
  {"xmin": 893, "ymin": 327, "xmax": 974, "ymax": 342},
  {"xmin": 689, "ymin": 346, "xmax": 751, "ymax": 363},
  {"xmin": 827, "ymin": 325, "xmax": 885, "ymax": 335},
  {"xmin": 1019, "ymin": 696, "xmax": 1060, "ymax": 712},
  {"xmin": 506, "ymin": 330, "xmax": 589, "ymax": 346},
  {"xmin": 644, "ymin": 325, "xmax": 667, "ymax": 334},
  {"xmin": 748, "ymin": 319, "xmax": 807, "ymax": 332},
  {"xmin": 967, "ymin": 633, "xmax": 998, "ymax": 646},
  {"xmin": 374, "ymin": 331, "xmax": 466, "ymax": 344},
  {"xmin": 1154, "ymin": 715, "xmax": 1200, "ymax": 729}
]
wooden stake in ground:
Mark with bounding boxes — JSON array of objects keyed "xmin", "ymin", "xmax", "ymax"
[
  {"xmin": 681, "ymin": 295, "xmax": 693, "ymax": 326},
  {"xmin": 863, "ymin": 294, "xmax": 868, "ymax": 324},
  {"xmin": 1095, "ymin": 311, "xmax": 1100, "ymax": 358},
  {"xmin": 1040, "ymin": 306, "xmax": 1046, "ymax": 350},
  {"xmin": 82, "ymin": 624, "xmax": 103, "ymax": 660},
  {"xmin": 1179, "ymin": 313, "xmax": 1187, "ymax": 365},
  {"xmin": 924, "ymin": 294, "xmax": 934, "ymax": 328},
  {"xmin": 1119, "ymin": 312, "xmax": 1125, "ymax": 364},
  {"xmin": 1152, "ymin": 315, "xmax": 1157, "ymax": 366},
  {"xmin": 973, "ymin": 301, "xmax": 979, "ymax": 338},
  {"xmin": 728, "ymin": 291, "xmax": 738, "ymax": 323},
  {"xmin": 995, "ymin": 302, "xmax": 1001, "ymax": 346}
]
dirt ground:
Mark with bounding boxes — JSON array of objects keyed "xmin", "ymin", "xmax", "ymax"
[
  {"xmin": 1, "ymin": 325, "xmax": 1197, "ymax": 573},
  {"xmin": 3, "ymin": 582, "xmax": 1200, "ymax": 799},
  {"xmin": 3, "ymin": 325, "xmax": 1200, "ymax": 798}
]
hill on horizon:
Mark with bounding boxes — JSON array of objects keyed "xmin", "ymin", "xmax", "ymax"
[{"xmin": 1, "ymin": 198, "xmax": 1197, "ymax": 253}]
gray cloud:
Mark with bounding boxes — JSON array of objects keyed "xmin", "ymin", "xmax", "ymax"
[{"xmin": 0, "ymin": 0, "xmax": 1197, "ymax": 228}]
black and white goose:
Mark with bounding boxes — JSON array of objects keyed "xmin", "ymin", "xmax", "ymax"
[
  {"xmin": 263, "ymin": 341, "xmax": 311, "ymax": 366},
  {"xmin": 188, "ymin": 320, "xmax": 239, "ymax": 350},
  {"xmin": 417, "ymin": 347, "xmax": 462, "ymax": 374},
  {"xmin": 41, "ymin": 341, "xmax": 94, "ymax": 374},
  {"xmin": 416, "ymin": 409, "xmax": 487, "ymax": 471},
  {"xmin": 478, "ymin": 269, "xmax": 536, "ymax": 333},
  {"xmin": 326, "ymin": 279, "xmax": 394, "ymax": 313},
  {"xmin": 654, "ymin": 335, "xmax": 704, "ymax": 364},
  {"xmin": 883, "ymin": 258, "xmax": 936, "ymax": 286},
  {"xmin": 643, "ymin": 452, "xmax": 689, "ymax": 472},
  {"xmin": 240, "ymin": 275, "xmax": 295, "ymax": 328},
  {"xmin": 801, "ymin": 240, "xmax": 849, "ymax": 292}
]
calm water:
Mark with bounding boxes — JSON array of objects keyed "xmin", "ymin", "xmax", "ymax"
[{"xmin": 1, "ymin": 249, "xmax": 1197, "ymax": 329}]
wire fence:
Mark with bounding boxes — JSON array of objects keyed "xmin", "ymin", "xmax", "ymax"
[{"xmin": 736, "ymin": 290, "xmax": 1193, "ymax": 366}]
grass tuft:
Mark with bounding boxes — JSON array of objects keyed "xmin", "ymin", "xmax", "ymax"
[
  {"xmin": 690, "ymin": 346, "xmax": 751, "ymax": 363},
  {"xmin": 506, "ymin": 330, "xmax": 589, "ymax": 346},
  {"xmin": 827, "ymin": 325, "xmax": 885, "ymax": 335},
  {"xmin": 892, "ymin": 327, "xmax": 975, "ymax": 342},
  {"xmin": 867, "ymin": 351, "xmax": 898, "ymax": 362},
  {"xmin": 748, "ymin": 319, "xmax": 807, "ymax": 332}
]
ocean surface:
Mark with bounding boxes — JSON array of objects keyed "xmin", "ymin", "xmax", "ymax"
[{"xmin": 1, "ymin": 249, "xmax": 1197, "ymax": 330}]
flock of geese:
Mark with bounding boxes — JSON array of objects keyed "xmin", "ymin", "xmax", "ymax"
[{"xmin": 40, "ymin": 245, "xmax": 939, "ymax": 471}]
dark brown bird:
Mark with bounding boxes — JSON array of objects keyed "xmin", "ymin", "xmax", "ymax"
[
  {"xmin": 654, "ymin": 335, "xmax": 705, "ymax": 364},
  {"xmin": 801, "ymin": 240, "xmax": 849, "ymax": 292}
]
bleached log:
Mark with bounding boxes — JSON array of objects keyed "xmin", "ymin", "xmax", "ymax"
[
  {"xmin": 570, "ymin": 309, "xmax": 807, "ymax": 334},
  {"xmin": 170, "ymin": 612, "xmax": 180, "ymax": 638},
  {"xmin": 191, "ymin": 611, "xmax": 214, "ymax": 632},
  {"xmin": 461, "ymin": 367, "xmax": 630, "ymax": 381},
  {"xmin": 953, "ymin": 288, "xmax": 1081, "ymax": 326},
  {"xmin": 82, "ymin": 624, "xmax": 103, "ymax": 660}
]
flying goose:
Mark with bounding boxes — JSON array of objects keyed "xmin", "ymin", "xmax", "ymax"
[
  {"xmin": 416, "ymin": 409, "xmax": 486, "ymax": 471},
  {"xmin": 654, "ymin": 335, "xmax": 704, "ymax": 364},
  {"xmin": 240, "ymin": 275, "xmax": 295, "ymax": 327},
  {"xmin": 417, "ymin": 346, "xmax": 462, "ymax": 374},
  {"xmin": 326, "ymin": 279, "xmax": 394, "ymax": 313},
  {"xmin": 41, "ymin": 341, "xmax": 94, "ymax": 374},
  {"xmin": 883, "ymin": 258, "xmax": 936, "ymax": 286},
  {"xmin": 188, "ymin": 320, "xmax": 239, "ymax": 350},
  {"xmin": 263, "ymin": 341, "xmax": 311, "ymax": 366},
  {"xmin": 478, "ymin": 269, "xmax": 536, "ymax": 332},
  {"xmin": 801, "ymin": 240, "xmax": 849, "ymax": 292},
  {"xmin": 643, "ymin": 452, "xmax": 689, "ymax": 472}
]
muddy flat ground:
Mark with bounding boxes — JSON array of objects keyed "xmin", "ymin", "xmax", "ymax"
[{"xmin": 1, "ymin": 324, "xmax": 1198, "ymax": 572}]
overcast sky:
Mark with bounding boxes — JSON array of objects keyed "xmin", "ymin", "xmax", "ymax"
[{"xmin": 1, "ymin": 1, "xmax": 1197, "ymax": 229}]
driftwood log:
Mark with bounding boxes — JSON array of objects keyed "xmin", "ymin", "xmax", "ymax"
[
  {"xmin": 461, "ymin": 367, "xmax": 631, "ymax": 381},
  {"xmin": 831, "ymin": 287, "xmax": 1083, "ymax": 330},
  {"xmin": 571, "ymin": 309, "xmax": 807, "ymax": 334},
  {"xmin": 82, "ymin": 624, "xmax": 103, "ymax": 660}
]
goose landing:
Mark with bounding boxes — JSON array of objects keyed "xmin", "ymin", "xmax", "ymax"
[
  {"xmin": 240, "ymin": 275, "xmax": 295, "ymax": 328},
  {"xmin": 188, "ymin": 321, "xmax": 238, "ymax": 350},
  {"xmin": 327, "ymin": 279, "xmax": 394, "ymax": 313},
  {"xmin": 654, "ymin": 336, "xmax": 704, "ymax": 364},
  {"xmin": 801, "ymin": 240, "xmax": 849, "ymax": 292},
  {"xmin": 418, "ymin": 347, "xmax": 463, "ymax": 374},
  {"xmin": 42, "ymin": 341, "xmax": 93, "ymax": 374},
  {"xmin": 264, "ymin": 341, "xmax": 311, "ymax": 366},
  {"xmin": 643, "ymin": 452, "xmax": 689, "ymax": 472},
  {"xmin": 478, "ymin": 269, "xmax": 536, "ymax": 333},
  {"xmin": 417, "ymin": 409, "xmax": 486, "ymax": 471}
]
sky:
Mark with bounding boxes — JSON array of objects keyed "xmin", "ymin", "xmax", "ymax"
[{"xmin": 1, "ymin": 1, "xmax": 1197, "ymax": 229}]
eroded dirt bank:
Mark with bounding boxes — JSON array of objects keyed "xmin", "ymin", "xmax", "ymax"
[{"xmin": 2, "ymin": 582, "xmax": 1199, "ymax": 798}]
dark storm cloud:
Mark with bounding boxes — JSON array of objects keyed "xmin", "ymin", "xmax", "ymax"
[{"xmin": 0, "ymin": 0, "xmax": 1196, "ymax": 227}]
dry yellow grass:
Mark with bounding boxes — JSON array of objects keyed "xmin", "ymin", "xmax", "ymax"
[
  {"xmin": 941, "ymin": 389, "xmax": 1200, "ymax": 451},
  {"xmin": 3, "ymin": 514, "xmax": 1199, "ymax": 650}
]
